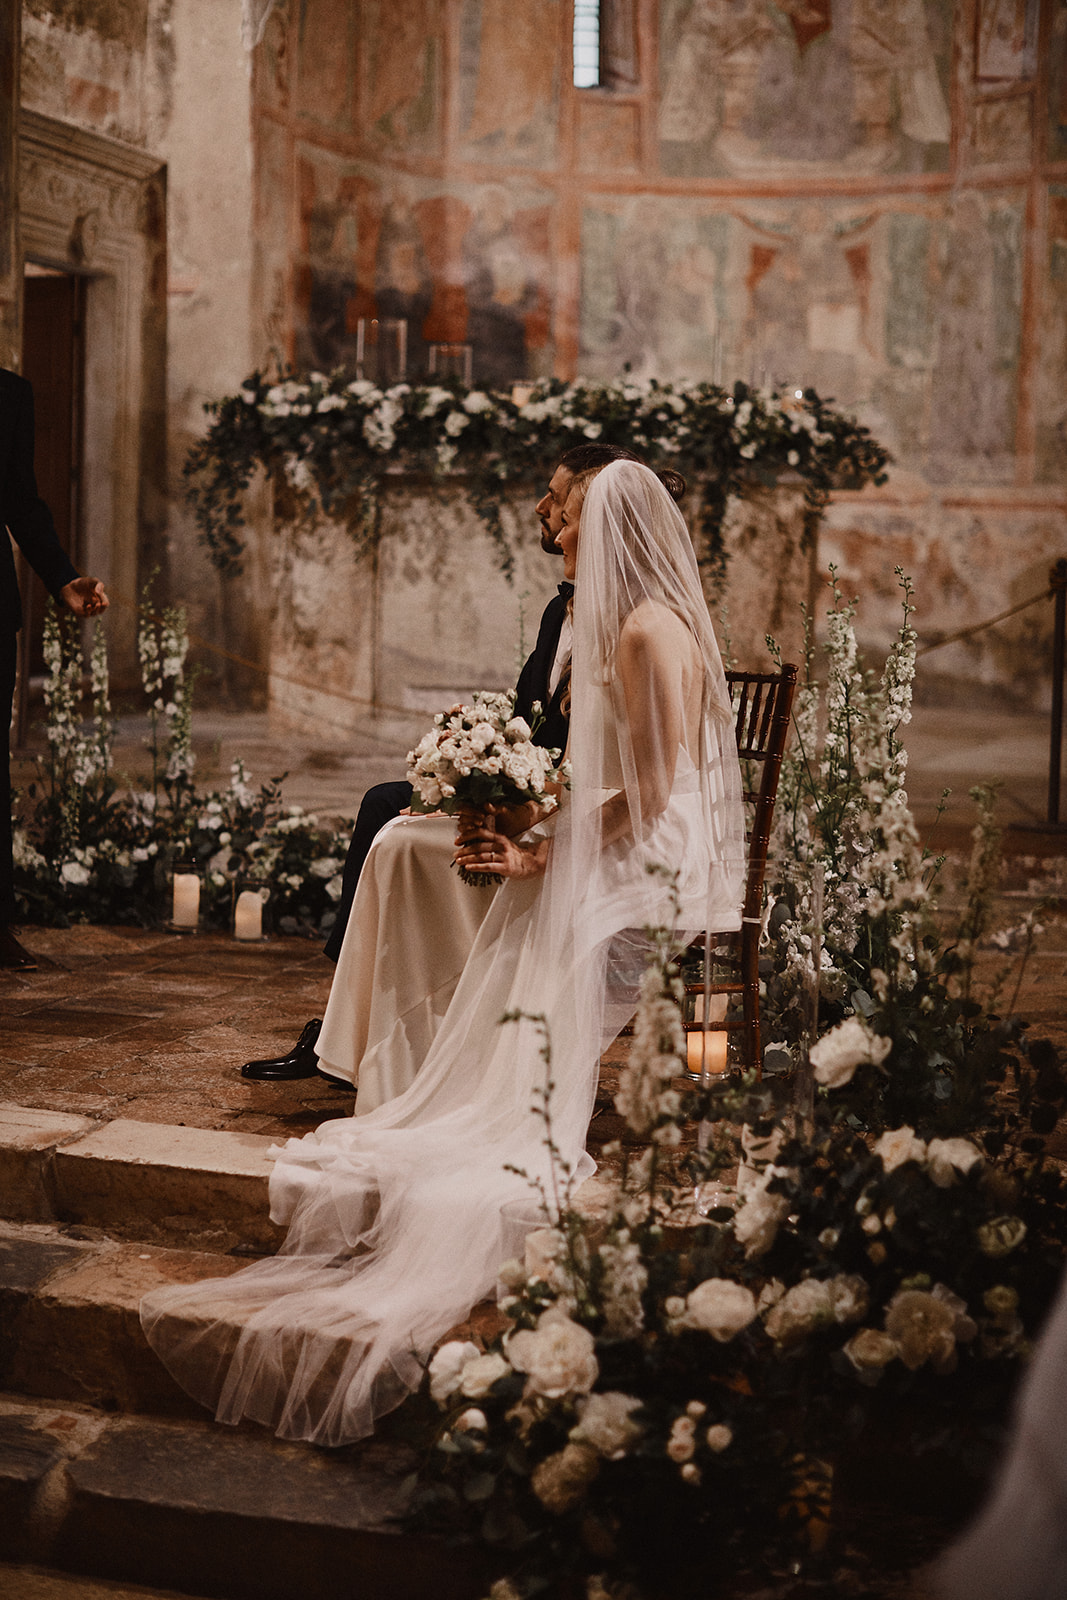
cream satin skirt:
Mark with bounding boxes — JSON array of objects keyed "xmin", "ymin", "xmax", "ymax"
[{"xmin": 316, "ymin": 814, "xmax": 498, "ymax": 1112}]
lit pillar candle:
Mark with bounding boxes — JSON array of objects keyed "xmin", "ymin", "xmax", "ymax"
[
  {"xmin": 234, "ymin": 889, "xmax": 264, "ymax": 941},
  {"xmin": 172, "ymin": 872, "xmax": 200, "ymax": 928},
  {"xmin": 686, "ymin": 992, "xmax": 729, "ymax": 1076}
]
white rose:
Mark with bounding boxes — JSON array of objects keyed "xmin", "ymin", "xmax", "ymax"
[
  {"xmin": 507, "ymin": 1307, "xmax": 599, "ymax": 1398},
  {"xmin": 60, "ymin": 861, "xmax": 91, "ymax": 886},
  {"xmin": 706, "ymin": 1423, "xmax": 733, "ymax": 1452},
  {"xmin": 925, "ymin": 1137, "xmax": 982, "ymax": 1188},
  {"xmin": 666, "ymin": 1415, "xmax": 696, "ymax": 1462},
  {"xmin": 732, "ymin": 1166, "xmax": 793, "ymax": 1258},
  {"xmin": 873, "ymin": 1125, "xmax": 927, "ymax": 1173},
  {"xmin": 679, "ymin": 1279, "xmax": 758, "ymax": 1342},
  {"xmin": 764, "ymin": 1279, "xmax": 834, "ymax": 1346},
  {"xmin": 427, "ymin": 1339, "xmax": 480, "ymax": 1405},
  {"xmin": 810, "ymin": 1016, "xmax": 892, "ymax": 1089},
  {"xmin": 843, "ymin": 1327, "xmax": 899, "ymax": 1373},
  {"xmin": 570, "ymin": 1391, "xmax": 643, "ymax": 1459},
  {"xmin": 459, "ymin": 1351, "xmax": 511, "ymax": 1398}
]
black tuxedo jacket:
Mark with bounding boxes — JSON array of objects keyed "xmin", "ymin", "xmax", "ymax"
[
  {"xmin": 1, "ymin": 368, "xmax": 78, "ymax": 639},
  {"xmin": 513, "ymin": 583, "xmax": 571, "ymax": 755}
]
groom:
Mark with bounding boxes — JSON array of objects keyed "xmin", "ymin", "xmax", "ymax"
[
  {"xmin": 242, "ymin": 440, "xmax": 664, "ymax": 1081},
  {"xmin": 1, "ymin": 368, "xmax": 109, "ymax": 970}
]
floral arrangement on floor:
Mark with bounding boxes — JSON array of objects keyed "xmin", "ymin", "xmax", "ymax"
[
  {"xmin": 12, "ymin": 601, "xmax": 351, "ymax": 936},
  {"xmin": 183, "ymin": 371, "xmax": 890, "ymax": 579},
  {"xmin": 406, "ymin": 576, "xmax": 1067, "ymax": 1599}
]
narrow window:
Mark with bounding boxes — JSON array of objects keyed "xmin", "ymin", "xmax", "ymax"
[{"xmin": 573, "ymin": 0, "xmax": 600, "ymax": 88}]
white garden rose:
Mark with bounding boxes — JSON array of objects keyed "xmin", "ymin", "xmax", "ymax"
[
  {"xmin": 459, "ymin": 1351, "xmax": 511, "ymax": 1398},
  {"xmin": 764, "ymin": 1279, "xmax": 834, "ymax": 1346},
  {"xmin": 732, "ymin": 1167, "xmax": 793, "ymax": 1258},
  {"xmin": 977, "ymin": 1215, "xmax": 1027, "ymax": 1257},
  {"xmin": 827, "ymin": 1273, "xmax": 870, "ymax": 1325},
  {"xmin": 427, "ymin": 1339, "xmax": 480, "ymax": 1405},
  {"xmin": 873, "ymin": 1125, "xmax": 927, "ymax": 1173},
  {"xmin": 507, "ymin": 1307, "xmax": 599, "ymax": 1399},
  {"xmin": 884, "ymin": 1289, "xmax": 958, "ymax": 1372},
  {"xmin": 570, "ymin": 1391, "xmax": 643, "ymax": 1459},
  {"xmin": 925, "ymin": 1137, "xmax": 982, "ymax": 1188},
  {"xmin": 705, "ymin": 1423, "xmax": 733, "ymax": 1453},
  {"xmin": 809, "ymin": 1016, "xmax": 892, "ymax": 1088},
  {"xmin": 843, "ymin": 1327, "xmax": 899, "ymax": 1373},
  {"xmin": 666, "ymin": 1415, "xmax": 696, "ymax": 1463},
  {"xmin": 530, "ymin": 1442, "xmax": 599, "ymax": 1513},
  {"xmin": 679, "ymin": 1278, "xmax": 758, "ymax": 1342}
]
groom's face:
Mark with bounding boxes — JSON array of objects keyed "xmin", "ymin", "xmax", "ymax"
[{"xmin": 534, "ymin": 467, "xmax": 573, "ymax": 555}]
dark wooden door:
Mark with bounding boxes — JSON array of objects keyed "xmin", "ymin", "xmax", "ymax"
[{"xmin": 15, "ymin": 271, "xmax": 85, "ymax": 741}]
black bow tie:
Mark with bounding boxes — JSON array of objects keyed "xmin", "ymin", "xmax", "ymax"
[{"xmin": 558, "ymin": 581, "xmax": 574, "ymax": 599}]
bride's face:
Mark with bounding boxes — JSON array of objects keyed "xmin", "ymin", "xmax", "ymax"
[{"xmin": 556, "ymin": 490, "xmax": 582, "ymax": 579}]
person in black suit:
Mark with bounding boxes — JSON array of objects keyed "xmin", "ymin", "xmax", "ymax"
[
  {"xmin": 243, "ymin": 441, "xmax": 684, "ymax": 1081},
  {"xmin": 1, "ymin": 368, "xmax": 109, "ymax": 970}
]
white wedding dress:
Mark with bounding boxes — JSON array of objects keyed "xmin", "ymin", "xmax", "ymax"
[{"xmin": 140, "ymin": 463, "xmax": 746, "ymax": 1446}]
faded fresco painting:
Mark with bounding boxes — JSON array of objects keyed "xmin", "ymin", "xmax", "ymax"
[
  {"xmin": 1036, "ymin": 186, "xmax": 1067, "ymax": 485},
  {"xmin": 926, "ymin": 192, "xmax": 1022, "ymax": 483},
  {"xmin": 658, "ymin": 0, "xmax": 952, "ymax": 178},
  {"xmin": 579, "ymin": 186, "xmax": 1024, "ymax": 486},
  {"xmin": 291, "ymin": 155, "xmax": 554, "ymax": 384},
  {"xmin": 974, "ymin": 0, "xmax": 1039, "ymax": 82},
  {"xmin": 1049, "ymin": 4, "xmax": 1067, "ymax": 163},
  {"xmin": 458, "ymin": 0, "xmax": 560, "ymax": 166},
  {"xmin": 580, "ymin": 201, "xmax": 732, "ymax": 381},
  {"xmin": 360, "ymin": 0, "xmax": 443, "ymax": 153}
]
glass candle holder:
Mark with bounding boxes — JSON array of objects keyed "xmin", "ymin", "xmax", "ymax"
[
  {"xmin": 355, "ymin": 317, "xmax": 407, "ymax": 386},
  {"xmin": 427, "ymin": 342, "xmax": 473, "ymax": 385},
  {"xmin": 684, "ymin": 990, "xmax": 730, "ymax": 1078}
]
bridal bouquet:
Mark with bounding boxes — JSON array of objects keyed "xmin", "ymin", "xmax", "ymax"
[{"xmin": 406, "ymin": 691, "xmax": 566, "ymax": 886}]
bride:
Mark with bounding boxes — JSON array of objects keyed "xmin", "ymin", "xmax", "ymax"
[{"xmin": 140, "ymin": 460, "xmax": 745, "ymax": 1446}]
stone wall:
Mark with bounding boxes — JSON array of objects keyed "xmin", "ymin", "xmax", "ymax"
[
  {"xmin": 250, "ymin": 0, "xmax": 1067, "ymax": 706},
  {"xmin": 17, "ymin": 0, "xmax": 264, "ymax": 698}
]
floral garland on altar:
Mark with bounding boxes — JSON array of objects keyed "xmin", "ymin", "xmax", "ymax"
[{"xmin": 183, "ymin": 372, "xmax": 891, "ymax": 578}]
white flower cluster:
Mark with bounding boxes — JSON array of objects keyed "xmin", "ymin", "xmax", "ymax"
[
  {"xmin": 406, "ymin": 691, "xmax": 562, "ymax": 812},
  {"xmin": 809, "ymin": 1015, "xmax": 892, "ymax": 1088},
  {"xmin": 614, "ymin": 963, "xmax": 685, "ymax": 1142}
]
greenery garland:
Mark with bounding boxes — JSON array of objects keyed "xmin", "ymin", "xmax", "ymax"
[{"xmin": 184, "ymin": 373, "xmax": 891, "ymax": 579}]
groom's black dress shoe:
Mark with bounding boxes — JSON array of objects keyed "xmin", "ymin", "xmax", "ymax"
[
  {"xmin": 241, "ymin": 1018, "xmax": 323, "ymax": 1080},
  {"xmin": 0, "ymin": 926, "xmax": 39, "ymax": 971}
]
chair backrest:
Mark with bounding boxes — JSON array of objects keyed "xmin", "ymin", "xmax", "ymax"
[{"xmin": 726, "ymin": 665, "xmax": 798, "ymax": 922}]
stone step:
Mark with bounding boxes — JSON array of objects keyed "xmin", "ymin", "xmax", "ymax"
[
  {"xmin": 0, "ymin": 1394, "xmax": 484, "ymax": 1600},
  {"xmin": 0, "ymin": 1105, "xmax": 282, "ymax": 1255},
  {"xmin": 0, "ymin": 1220, "xmax": 247, "ymax": 1418},
  {"xmin": 0, "ymin": 1563, "xmax": 198, "ymax": 1598}
]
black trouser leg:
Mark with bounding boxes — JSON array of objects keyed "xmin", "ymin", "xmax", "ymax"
[
  {"xmin": 1, "ymin": 630, "xmax": 17, "ymax": 925},
  {"xmin": 322, "ymin": 779, "xmax": 413, "ymax": 962}
]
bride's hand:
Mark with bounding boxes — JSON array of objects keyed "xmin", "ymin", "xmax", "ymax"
[{"xmin": 453, "ymin": 823, "xmax": 549, "ymax": 880}]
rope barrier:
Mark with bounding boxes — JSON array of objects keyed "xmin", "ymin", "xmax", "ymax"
[
  {"xmin": 916, "ymin": 586, "xmax": 1053, "ymax": 657},
  {"xmin": 102, "ymin": 587, "xmax": 439, "ymax": 731}
]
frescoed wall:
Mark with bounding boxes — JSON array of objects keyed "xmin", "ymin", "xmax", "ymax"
[{"xmin": 8, "ymin": 1, "xmax": 1067, "ymax": 707}]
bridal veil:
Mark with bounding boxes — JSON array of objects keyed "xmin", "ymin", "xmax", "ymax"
[{"xmin": 140, "ymin": 460, "xmax": 745, "ymax": 1445}]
